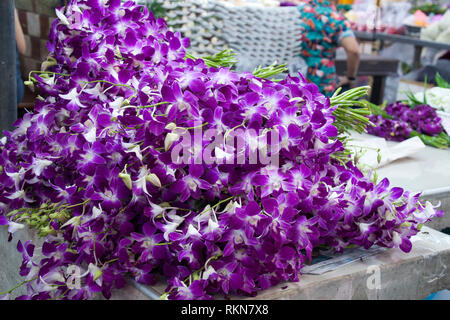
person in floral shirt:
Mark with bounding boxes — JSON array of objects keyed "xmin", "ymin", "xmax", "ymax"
[{"xmin": 290, "ymin": 0, "xmax": 360, "ymax": 96}]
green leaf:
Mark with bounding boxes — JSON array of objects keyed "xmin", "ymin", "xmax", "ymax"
[
  {"xmin": 405, "ymin": 90, "xmax": 425, "ymax": 106},
  {"xmin": 435, "ymin": 72, "xmax": 450, "ymax": 89},
  {"xmin": 423, "ymin": 75, "xmax": 428, "ymax": 105}
]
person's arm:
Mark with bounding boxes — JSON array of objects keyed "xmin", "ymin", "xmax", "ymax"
[
  {"xmin": 340, "ymin": 36, "xmax": 360, "ymax": 85},
  {"xmin": 15, "ymin": 9, "xmax": 26, "ymax": 56}
]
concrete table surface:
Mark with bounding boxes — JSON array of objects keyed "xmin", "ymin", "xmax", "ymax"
[
  {"xmin": 377, "ymin": 144, "xmax": 450, "ymax": 195},
  {"xmin": 376, "ymin": 142, "xmax": 450, "ymax": 231}
]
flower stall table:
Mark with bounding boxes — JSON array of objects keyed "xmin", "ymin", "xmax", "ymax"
[
  {"xmin": 353, "ymin": 31, "xmax": 450, "ymax": 70},
  {"xmin": 243, "ymin": 226, "xmax": 450, "ymax": 300},
  {"xmin": 377, "ymin": 143, "xmax": 450, "ymax": 231}
]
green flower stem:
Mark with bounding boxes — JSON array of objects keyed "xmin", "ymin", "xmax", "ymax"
[
  {"xmin": 182, "ymin": 122, "xmax": 209, "ymax": 130},
  {"xmin": 139, "ymin": 101, "xmax": 169, "ymax": 109},
  {"xmin": 186, "ymin": 49, "xmax": 238, "ymax": 68},
  {"xmin": 28, "ymin": 70, "xmax": 70, "ymax": 81},
  {"xmin": 329, "ymin": 86, "xmax": 372, "ymax": 136},
  {"xmin": 50, "ymin": 288, "xmax": 70, "ymax": 300},
  {"xmin": 86, "ymin": 80, "xmax": 136, "ymax": 92},
  {"xmin": 63, "ymin": 199, "xmax": 89, "ymax": 209},
  {"xmin": 183, "ymin": 253, "xmax": 224, "ymax": 286},
  {"xmin": 211, "ymin": 196, "xmax": 234, "ymax": 211},
  {"xmin": 253, "ymin": 63, "xmax": 288, "ymax": 79},
  {"xmin": 154, "ymin": 242, "xmax": 173, "ymax": 246},
  {"xmin": 0, "ymin": 276, "xmax": 39, "ymax": 296},
  {"xmin": 103, "ymin": 258, "xmax": 119, "ymax": 265},
  {"xmin": 198, "ymin": 196, "xmax": 234, "ymax": 217}
]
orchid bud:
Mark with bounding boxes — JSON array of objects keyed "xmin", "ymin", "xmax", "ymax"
[
  {"xmin": 88, "ymin": 263, "xmax": 103, "ymax": 282},
  {"xmin": 49, "ymin": 213, "xmax": 58, "ymax": 219},
  {"xmin": 41, "ymin": 60, "xmax": 57, "ymax": 72},
  {"xmin": 40, "ymin": 215, "xmax": 49, "ymax": 224},
  {"xmin": 400, "ymin": 222, "xmax": 412, "ymax": 228},
  {"xmin": 115, "ymin": 46, "xmax": 122, "ymax": 59},
  {"xmin": 165, "ymin": 122, "xmax": 177, "ymax": 131},
  {"xmin": 93, "ymin": 269, "xmax": 103, "ymax": 281},
  {"xmin": 39, "ymin": 225, "xmax": 56, "ymax": 237},
  {"xmin": 61, "ymin": 215, "xmax": 81, "ymax": 229},
  {"xmin": 159, "ymin": 202, "xmax": 170, "ymax": 208},
  {"xmin": 146, "ymin": 173, "xmax": 161, "ymax": 188},
  {"xmin": 24, "ymin": 81, "xmax": 35, "ymax": 91},
  {"xmin": 119, "ymin": 172, "xmax": 133, "ymax": 190},
  {"xmin": 55, "ymin": 8, "xmax": 70, "ymax": 26},
  {"xmin": 58, "ymin": 212, "xmax": 69, "ymax": 224},
  {"xmin": 385, "ymin": 210, "xmax": 396, "ymax": 221},
  {"xmin": 164, "ymin": 132, "xmax": 180, "ymax": 151}
]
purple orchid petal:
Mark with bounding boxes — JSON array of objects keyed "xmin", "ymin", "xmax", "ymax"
[
  {"xmin": 262, "ymin": 198, "xmax": 278, "ymax": 213},
  {"xmin": 42, "ymin": 242, "xmax": 56, "ymax": 256},
  {"xmin": 252, "ymin": 174, "xmax": 269, "ymax": 186}
]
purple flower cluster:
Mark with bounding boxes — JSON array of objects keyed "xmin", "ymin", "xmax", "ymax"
[
  {"xmin": 367, "ymin": 115, "xmax": 413, "ymax": 142},
  {"xmin": 0, "ymin": 0, "xmax": 443, "ymax": 300},
  {"xmin": 368, "ymin": 102, "xmax": 443, "ymax": 140}
]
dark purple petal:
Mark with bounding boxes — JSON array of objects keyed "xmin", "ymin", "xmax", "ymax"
[{"xmin": 42, "ymin": 242, "xmax": 56, "ymax": 256}]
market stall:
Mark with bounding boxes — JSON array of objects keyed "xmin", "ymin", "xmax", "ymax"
[
  {"xmin": 345, "ymin": 0, "xmax": 450, "ymax": 69},
  {"xmin": 353, "ymin": 30, "xmax": 450, "ymax": 70}
]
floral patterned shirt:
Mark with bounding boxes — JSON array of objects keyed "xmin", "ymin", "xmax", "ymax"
[{"xmin": 296, "ymin": 0, "xmax": 354, "ymax": 96}]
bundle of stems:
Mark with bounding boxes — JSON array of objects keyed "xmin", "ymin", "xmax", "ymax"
[
  {"xmin": 252, "ymin": 62, "xmax": 288, "ymax": 80},
  {"xmin": 185, "ymin": 49, "xmax": 238, "ymax": 69},
  {"xmin": 330, "ymin": 86, "xmax": 373, "ymax": 135},
  {"xmin": 186, "ymin": 49, "xmax": 288, "ymax": 80},
  {"xmin": 410, "ymin": 131, "xmax": 450, "ymax": 149}
]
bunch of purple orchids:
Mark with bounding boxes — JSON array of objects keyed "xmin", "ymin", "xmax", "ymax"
[
  {"xmin": 367, "ymin": 101, "xmax": 449, "ymax": 147},
  {"xmin": 0, "ymin": 0, "xmax": 443, "ymax": 300}
]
